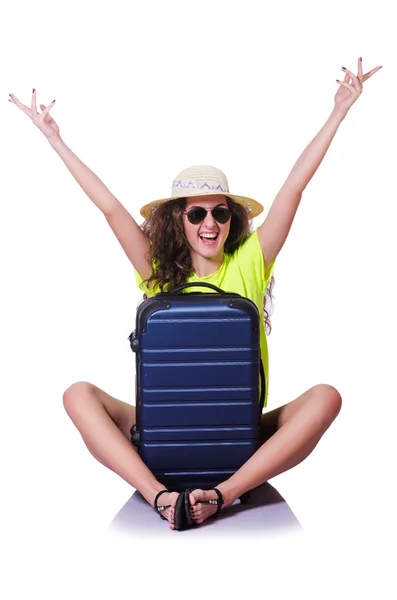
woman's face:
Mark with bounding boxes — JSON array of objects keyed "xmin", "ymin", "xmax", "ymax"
[{"xmin": 182, "ymin": 194, "xmax": 231, "ymax": 261}]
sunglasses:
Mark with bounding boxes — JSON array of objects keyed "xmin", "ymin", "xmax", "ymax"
[{"xmin": 183, "ymin": 206, "xmax": 231, "ymax": 225}]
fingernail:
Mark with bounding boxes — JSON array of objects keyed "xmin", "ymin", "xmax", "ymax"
[
  {"xmin": 33, "ymin": 88, "xmax": 35, "ymax": 93},
  {"xmin": 336, "ymin": 80, "xmax": 341, "ymax": 83},
  {"xmin": 342, "ymin": 67, "xmax": 346, "ymax": 70},
  {"xmin": 53, "ymin": 99, "xmax": 56, "ymax": 103},
  {"xmin": 359, "ymin": 57, "xmax": 362, "ymax": 61},
  {"xmin": 9, "ymin": 93, "xmax": 12, "ymax": 97}
]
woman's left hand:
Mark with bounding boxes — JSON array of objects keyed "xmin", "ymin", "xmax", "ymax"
[{"xmin": 334, "ymin": 57, "xmax": 382, "ymax": 117}]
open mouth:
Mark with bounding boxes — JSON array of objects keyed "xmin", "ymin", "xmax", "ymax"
[{"xmin": 199, "ymin": 233, "xmax": 219, "ymax": 245}]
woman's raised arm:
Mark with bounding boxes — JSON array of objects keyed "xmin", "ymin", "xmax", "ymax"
[
  {"xmin": 257, "ymin": 58, "xmax": 382, "ymax": 267},
  {"xmin": 8, "ymin": 90, "xmax": 151, "ymax": 279}
]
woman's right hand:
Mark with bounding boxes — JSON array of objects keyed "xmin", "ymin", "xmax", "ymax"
[{"xmin": 9, "ymin": 89, "xmax": 60, "ymax": 144}]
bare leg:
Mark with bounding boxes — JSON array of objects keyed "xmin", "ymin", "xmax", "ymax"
[
  {"xmin": 189, "ymin": 383, "xmax": 342, "ymax": 524},
  {"xmin": 63, "ymin": 381, "xmax": 179, "ymax": 529}
]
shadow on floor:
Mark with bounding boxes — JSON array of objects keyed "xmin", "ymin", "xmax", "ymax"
[{"xmin": 108, "ymin": 482, "xmax": 302, "ymax": 537}]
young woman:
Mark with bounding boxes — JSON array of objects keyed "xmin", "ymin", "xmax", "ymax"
[{"xmin": 9, "ymin": 57, "xmax": 382, "ymax": 530}]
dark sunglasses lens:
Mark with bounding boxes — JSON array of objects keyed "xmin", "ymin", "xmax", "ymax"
[
  {"xmin": 187, "ymin": 208, "xmax": 206, "ymax": 224},
  {"xmin": 212, "ymin": 208, "xmax": 231, "ymax": 223}
]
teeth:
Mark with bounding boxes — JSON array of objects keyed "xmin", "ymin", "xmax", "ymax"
[{"xmin": 200, "ymin": 234, "xmax": 218, "ymax": 239}]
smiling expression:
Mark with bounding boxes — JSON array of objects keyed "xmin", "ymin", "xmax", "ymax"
[{"xmin": 182, "ymin": 194, "xmax": 231, "ymax": 264}]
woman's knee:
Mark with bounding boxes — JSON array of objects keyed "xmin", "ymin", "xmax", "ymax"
[
  {"xmin": 312, "ymin": 384, "xmax": 342, "ymax": 425},
  {"xmin": 62, "ymin": 381, "xmax": 96, "ymax": 415}
]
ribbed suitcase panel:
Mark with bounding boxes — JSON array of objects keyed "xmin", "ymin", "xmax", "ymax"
[
  {"xmin": 141, "ymin": 346, "xmax": 258, "ymax": 362},
  {"xmin": 142, "ymin": 319, "xmax": 255, "ymax": 349},
  {"xmin": 139, "ymin": 402, "xmax": 259, "ymax": 428},
  {"xmin": 140, "ymin": 440, "xmax": 259, "ymax": 470},
  {"xmin": 141, "ymin": 386, "xmax": 255, "ymax": 402},
  {"xmin": 141, "ymin": 425, "xmax": 258, "ymax": 441},
  {"xmin": 152, "ymin": 469, "xmax": 237, "ymax": 491},
  {"xmin": 140, "ymin": 361, "xmax": 257, "ymax": 388}
]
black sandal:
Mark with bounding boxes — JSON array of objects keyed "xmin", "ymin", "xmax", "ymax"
[
  {"xmin": 154, "ymin": 490, "xmax": 171, "ymax": 521},
  {"xmin": 174, "ymin": 492, "xmax": 189, "ymax": 530},
  {"xmin": 186, "ymin": 487, "xmax": 224, "ymax": 521},
  {"xmin": 154, "ymin": 489, "xmax": 189, "ymax": 531}
]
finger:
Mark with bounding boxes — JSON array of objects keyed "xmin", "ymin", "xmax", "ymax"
[
  {"xmin": 341, "ymin": 67, "xmax": 361, "ymax": 91},
  {"xmin": 8, "ymin": 93, "xmax": 32, "ymax": 118},
  {"xmin": 336, "ymin": 81, "xmax": 355, "ymax": 97},
  {"xmin": 41, "ymin": 99, "xmax": 56, "ymax": 120},
  {"xmin": 363, "ymin": 65, "xmax": 383, "ymax": 81},
  {"xmin": 31, "ymin": 89, "xmax": 38, "ymax": 121},
  {"xmin": 358, "ymin": 56, "xmax": 363, "ymax": 79},
  {"xmin": 39, "ymin": 104, "xmax": 53, "ymax": 122}
]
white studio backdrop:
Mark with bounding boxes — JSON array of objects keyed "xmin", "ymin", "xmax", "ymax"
[{"xmin": 1, "ymin": 0, "xmax": 396, "ymax": 597}]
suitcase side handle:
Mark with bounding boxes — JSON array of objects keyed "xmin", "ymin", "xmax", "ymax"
[
  {"xmin": 259, "ymin": 361, "xmax": 265, "ymax": 413},
  {"xmin": 168, "ymin": 282, "xmax": 235, "ymax": 296}
]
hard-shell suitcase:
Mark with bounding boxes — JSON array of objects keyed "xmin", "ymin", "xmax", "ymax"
[{"xmin": 129, "ymin": 282, "xmax": 265, "ymax": 491}]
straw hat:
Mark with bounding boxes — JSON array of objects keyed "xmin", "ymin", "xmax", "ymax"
[{"xmin": 140, "ymin": 165, "xmax": 264, "ymax": 220}]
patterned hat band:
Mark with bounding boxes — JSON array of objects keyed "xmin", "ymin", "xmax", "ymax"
[
  {"xmin": 139, "ymin": 165, "xmax": 264, "ymax": 220},
  {"xmin": 172, "ymin": 179, "xmax": 229, "ymax": 194}
]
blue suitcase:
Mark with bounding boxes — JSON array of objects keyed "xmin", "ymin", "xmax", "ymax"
[{"xmin": 129, "ymin": 282, "xmax": 265, "ymax": 492}]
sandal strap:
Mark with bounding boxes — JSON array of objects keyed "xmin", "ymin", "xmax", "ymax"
[
  {"xmin": 199, "ymin": 487, "xmax": 224, "ymax": 515},
  {"xmin": 212, "ymin": 488, "xmax": 224, "ymax": 514},
  {"xmin": 154, "ymin": 489, "xmax": 171, "ymax": 521}
]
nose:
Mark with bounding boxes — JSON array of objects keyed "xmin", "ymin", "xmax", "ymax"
[{"xmin": 203, "ymin": 210, "xmax": 217, "ymax": 228}]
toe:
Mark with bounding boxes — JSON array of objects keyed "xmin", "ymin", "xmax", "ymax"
[
  {"xmin": 192, "ymin": 505, "xmax": 203, "ymax": 521},
  {"xmin": 192, "ymin": 489, "xmax": 217, "ymax": 504},
  {"xmin": 189, "ymin": 489, "xmax": 202, "ymax": 506},
  {"xmin": 170, "ymin": 491, "xmax": 179, "ymax": 508},
  {"xmin": 157, "ymin": 491, "xmax": 180, "ymax": 528}
]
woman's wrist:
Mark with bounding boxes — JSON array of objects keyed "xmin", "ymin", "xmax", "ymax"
[
  {"xmin": 330, "ymin": 105, "xmax": 348, "ymax": 123},
  {"xmin": 48, "ymin": 134, "xmax": 64, "ymax": 152}
]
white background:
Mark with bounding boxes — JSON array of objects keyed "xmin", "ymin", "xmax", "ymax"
[{"xmin": 1, "ymin": 0, "xmax": 395, "ymax": 597}]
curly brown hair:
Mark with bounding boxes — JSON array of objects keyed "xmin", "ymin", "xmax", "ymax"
[{"xmin": 141, "ymin": 197, "xmax": 275, "ymax": 334}]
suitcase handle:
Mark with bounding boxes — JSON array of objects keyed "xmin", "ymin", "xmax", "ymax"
[
  {"xmin": 259, "ymin": 361, "xmax": 265, "ymax": 412},
  {"xmin": 169, "ymin": 282, "xmax": 232, "ymax": 296}
]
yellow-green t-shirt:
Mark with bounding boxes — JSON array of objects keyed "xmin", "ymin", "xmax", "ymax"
[{"xmin": 133, "ymin": 228, "xmax": 276, "ymax": 408}]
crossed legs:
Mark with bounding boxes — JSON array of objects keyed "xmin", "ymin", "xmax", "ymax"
[{"xmin": 63, "ymin": 382, "xmax": 342, "ymax": 528}]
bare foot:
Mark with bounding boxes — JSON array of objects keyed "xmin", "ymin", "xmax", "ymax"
[
  {"xmin": 155, "ymin": 491, "xmax": 180, "ymax": 529},
  {"xmin": 188, "ymin": 489, "xmax": 224, "ymax": 525}
]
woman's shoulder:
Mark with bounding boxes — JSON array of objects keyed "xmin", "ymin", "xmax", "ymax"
[
  {"xmin": 228, "ymin": 228, "xmax": 260, "ymax": 258},
  {"xmin": 227, "ymin": 228, "xmax": 275, "ymax": 288}
]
